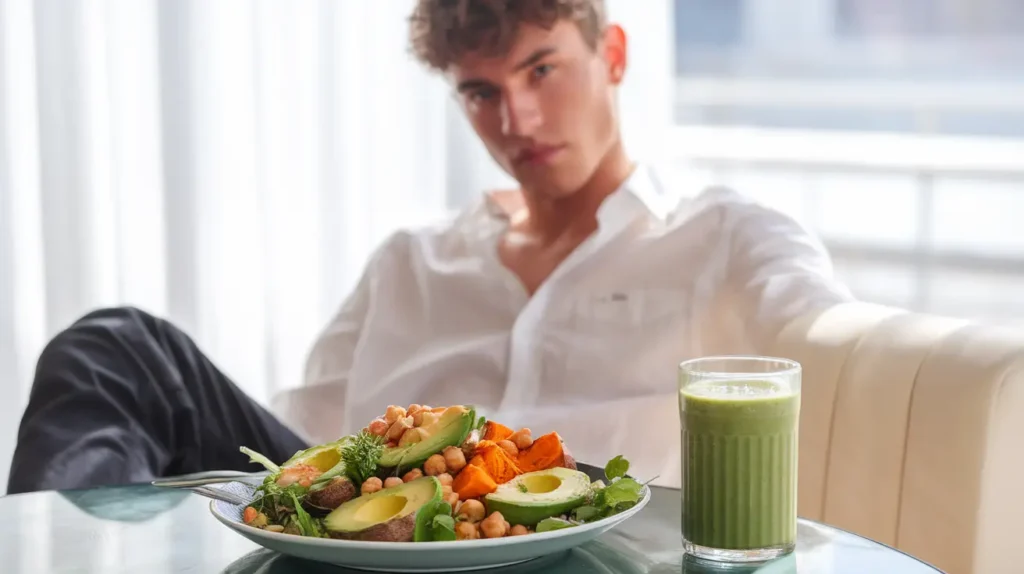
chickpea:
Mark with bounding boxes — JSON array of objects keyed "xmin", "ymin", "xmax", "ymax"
[
  {"xmin": 424, "ymin": 454, "xmax": 447, "ymax": 476},
  {"xmin": 457, "ymin": 499, "xmax": 485, "ymax": 522},
  {"xmin": 407, "ymin": 404, "xmax": 424, "ymax": 416},
  {"xmin": 249, "ymin": 512, "xmax": 269, "ymax": 528},
  {"xmin": 455, "ymin": 521, "xmax": 479, "ymax": 541},
  {"xmin": 437, "ymin": 472, "xmax": 454, "ymax": 487},
  {"xmin": 509, "ymin": 524, "xmax": 529, "ymax": 536},
  {"xmin": 403, "ymin": 468, "xmax": 424, "ymax": 482},
  {"xmin": 386, "ymin": 416, "xmax": 413, "ymax": 441},
  {"xmin": 417, "ymin": 410, "xmax": 440, "ymax": 428},
  {"xmin": 444, "ymin": 491, "xmax": 459, "ymax": 508},
  {"xmin": 442, "ymin": 485, "xmax": 453, "ymax": 496},
  {"xmin": 497, "ymin": 439, "xmax": 518, "ymax": 457},
  {"xmin": 384, "ymin": 476, "xmax": 403, "ymax": 489},
  {"xmin": 384, "ymin": 405, "xmax": 407, "ymax": 425},
  {"xmin": 398, "ymin": 427, "xmax": 426, "ymax": 447},
  {"xmin": 361, "ymin": 477, "xmax": 383, "ymax": 495},
  {"xmin": 367, "ymin": 418, "xmax": 389, "ymax": 437},
  {"xmin": 510, "ymin": 428, "xmax": 533, "ymax": 450},
  {"xmin": 443, "ymin": 446, "xmax": 467, "ymax": 473},
  {"xmin": 480, "ymin": 511, "xmax": 508, "ymax": 539}
]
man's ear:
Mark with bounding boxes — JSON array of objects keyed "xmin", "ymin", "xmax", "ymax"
[{"xmin": 603, "ymin": 24, "xmax": 627, "ymax": 84}]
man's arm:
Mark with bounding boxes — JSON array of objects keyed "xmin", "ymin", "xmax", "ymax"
[{"xmin": 723, "ymin": 195, "xmax": 854, "ymax": 351}]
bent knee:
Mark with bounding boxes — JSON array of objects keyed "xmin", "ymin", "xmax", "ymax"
[
  {"xmin": 74, "ymin": 305, "xmax": 158, "ymax": 327},
  {"xmin": 36, "ymin": 306, "xmax": 159, "ymax": 373}
]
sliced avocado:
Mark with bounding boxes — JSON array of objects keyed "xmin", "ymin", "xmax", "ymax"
[
  {"xmin": 325, "ymin": 476, "xmax": 444, "ymax": 542},
  {"xmin": 278, "ymin": 438, "xmax": 359, "ymax": 510},
  {"xmin": 282, "ymin": 436, "xmax": 351, "ymax": 482},
  {"xmin": 377, "ymin": 406, "xmax": 475, "ymax": 473},
  {"xmin": 484, "ymin": 467, "xmax": 591, "ymax": 526}
]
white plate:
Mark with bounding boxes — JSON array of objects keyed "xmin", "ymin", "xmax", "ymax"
[{"xmin": 209, "ymin": 463, "xmax": 651, "ymax": 572}]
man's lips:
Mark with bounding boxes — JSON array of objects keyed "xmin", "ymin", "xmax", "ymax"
[{"xmin": 514, "ymin": 144, "xmax": 566, "ymax": 165}]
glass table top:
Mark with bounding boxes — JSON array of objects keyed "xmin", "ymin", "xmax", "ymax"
[{"xmin": 0, "ymin": 483, "xmax": 943, "ymax": 573}]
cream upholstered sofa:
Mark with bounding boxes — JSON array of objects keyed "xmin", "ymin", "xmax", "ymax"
[{"xmin": 770, "ymin": 301, "xmax": 1024, "ymax": 574}]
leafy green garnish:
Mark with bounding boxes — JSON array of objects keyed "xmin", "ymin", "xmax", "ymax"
[
  {"xmin": 289, "ymin": 491, "xmax": 322, "ymax": 537},
  {"xmin": 536, "ymin": 517, "xmax": 574, "ymax": 533},
  {"xmin": 240, "ymin": 446, "xmax": 281, "ymax": 474},
  {"xmin": 571, "ymin": 505, "xmax": 603, "ymax": 522},
  {"xmin": 431, "ymin": 513, "xmax": 456, "ymax": 541},
  {"xmin": 604, "ymin": 455, "xmax": 629, "ymax": 481},
  {"xmin": 340, "ymin": 431, "xmax": 386, "ymax": 484},
  {"xmin": 414, "ymin": 498, "xmax": 454, "ymax": 541},
  {"xmin": 517, "ymin": 483, "xmax": 529, "ymax": 493},
  {"xmin": 249, "ymin": 480, "xmax": 308, "ymax": 523},
  {"xmin": 601, "ymin": 477, "xmax": 643, "ymax": 508},
  {"xmin": 570, "ymin": 456, "xmax": 648, "ymax": 524}
]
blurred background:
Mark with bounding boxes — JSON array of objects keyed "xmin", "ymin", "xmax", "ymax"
[{"xmin": 0, "ymin": 0, "xmax": 1022, "ymax": 493}]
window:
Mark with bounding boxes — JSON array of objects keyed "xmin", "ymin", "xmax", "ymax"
[{"xmin": 672, "ymin": 0, "xmax": 1024, "ymax": 326}]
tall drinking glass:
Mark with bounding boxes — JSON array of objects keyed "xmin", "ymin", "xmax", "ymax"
[{"xmin": 678, "ymin": 356, "xmax": 801, "ymax": 563}]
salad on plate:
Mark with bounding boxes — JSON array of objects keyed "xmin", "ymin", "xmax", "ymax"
[{"xmin": 237, "ymin": 404, "xmax": 649, "ymax": 543}]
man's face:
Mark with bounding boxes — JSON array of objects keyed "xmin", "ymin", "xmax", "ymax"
[{"xmin": 450, "ymin": 20, "xmax": 624, "ymax": 197}]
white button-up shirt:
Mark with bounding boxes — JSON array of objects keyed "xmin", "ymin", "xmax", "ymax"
[{"xmin": 272, "ymin": 163, "xmax": 852, "ymax": 487}]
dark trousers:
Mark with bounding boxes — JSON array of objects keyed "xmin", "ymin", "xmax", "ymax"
[{"xmin": 7, "ymin": 307, "xmax": 310, "ymax": 495}]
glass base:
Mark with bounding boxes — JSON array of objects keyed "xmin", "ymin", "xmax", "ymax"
[{"xmin": 683, "ymin": 540, "xmax": 795, "ymax": 564}]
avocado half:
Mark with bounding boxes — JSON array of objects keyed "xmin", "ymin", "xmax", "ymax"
[
  {"xmin": 282, "ymin": 438, "xmax": 357, "ymax": 510},
  {"xmin": 484, "ymin": 467, "xmax": 591, "ymax": 526},
  {"xmin": 325, "ymin": 476, "xmax": 445, "ymax": 542},
  {"xmin": 377, "ymin": 405, "xmax": 476, "ymax": 473},
  {"xmin": 282, "ymin": 437, "xmax": 350, "ymax": 478}
]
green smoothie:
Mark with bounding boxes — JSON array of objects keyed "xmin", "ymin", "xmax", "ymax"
[{"xmin": 679, "ymin": 378, "xmax": 799, "ymax": 551}]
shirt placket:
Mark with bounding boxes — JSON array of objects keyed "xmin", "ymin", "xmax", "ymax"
[{"xmin": 499, "ymin": 191, "xmax": 647, "ymax": 413}]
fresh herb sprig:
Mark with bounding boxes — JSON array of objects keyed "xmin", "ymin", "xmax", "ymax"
[
  {"xmin": 340, "ymin": 431, "xmax": 387, "ymax": 485},
  {"xmin": 429, "ymin": 509, "xmax": 457, "ymax": 541},
  {"xmin": 567, "ymin": 455, "xmax": 651, "ymax": 527}
]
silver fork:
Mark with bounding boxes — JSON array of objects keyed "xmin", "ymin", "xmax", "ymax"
[
  {"xmin": 189, "ymin": 485, "xmax": 253, "ymax": 506},
  {"xmin": 152, "ymin": 470, "xmax": 268, "ymax": 506},
  {"xmin": 152, "ymin": 470, "xmax": 268, "ymax": 488}
]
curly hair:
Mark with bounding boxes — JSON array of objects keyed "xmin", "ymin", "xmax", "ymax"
[{"xmin": 409, "ymin": 0, "xmax": 606, "ymax": 72}]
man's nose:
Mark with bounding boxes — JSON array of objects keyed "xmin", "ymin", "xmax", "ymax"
[{"xmin": 500, "ymin": 92, "xmax": 542, "ymax": 137}]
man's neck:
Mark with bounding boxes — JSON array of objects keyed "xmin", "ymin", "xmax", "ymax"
[{"xmin": 518, "ymin": 142, "xmax": 635, "ymax": 244}]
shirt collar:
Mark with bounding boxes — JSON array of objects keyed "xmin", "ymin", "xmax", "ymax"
[{"xmin": 599, "ymin": 162, "xmax": 681, "ymax": 224}]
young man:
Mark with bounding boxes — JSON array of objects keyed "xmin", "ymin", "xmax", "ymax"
[{"xmin": 7, "ymin": 0, "xmax": 850, "ymax": 494}]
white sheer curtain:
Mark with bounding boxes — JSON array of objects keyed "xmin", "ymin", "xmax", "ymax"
[{"xmin": 0, "ymin": 0, "xmax": 673, "ymax": 492}]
